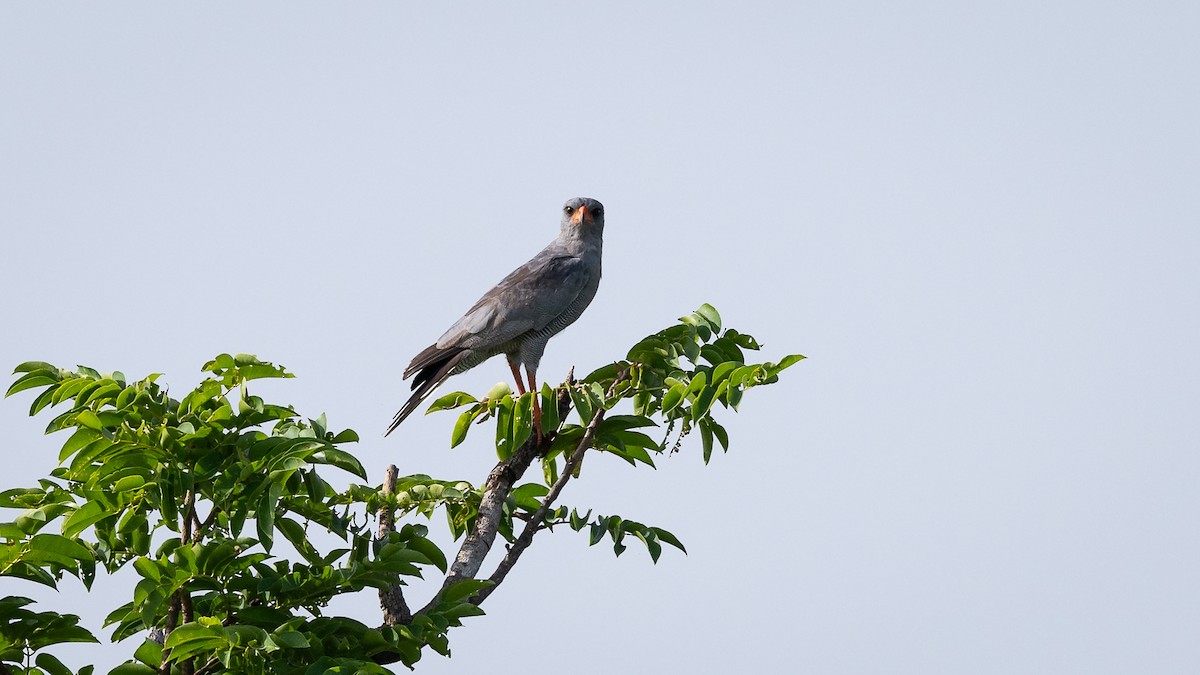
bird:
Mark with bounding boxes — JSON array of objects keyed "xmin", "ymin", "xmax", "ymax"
[{"xmin": 385, "ymin": 197, "xmax": 605, "ymax": 438}]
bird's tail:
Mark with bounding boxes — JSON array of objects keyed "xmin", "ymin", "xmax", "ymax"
[{"xmin": 385, "ymin": 348, "xmax": 468, "ymax": 436}]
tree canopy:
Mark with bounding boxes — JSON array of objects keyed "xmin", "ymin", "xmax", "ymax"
[{"xmin": 0, "ymin": 305, "xmax": 802, "ymax": 674}]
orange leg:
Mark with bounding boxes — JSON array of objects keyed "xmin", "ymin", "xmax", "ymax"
[
  {"xmin": 526, "ymin": 367, "xmax": 543, "ymax": 441},
  {"xmin": 508, "ymin": 359, "xmax": 541, "ymax": 442},
  {"xmin": 508, "ymin": 358, "xmax": 527, "ymax": 395}
]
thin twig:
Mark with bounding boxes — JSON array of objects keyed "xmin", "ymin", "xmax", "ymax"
[{"xmin": 194, "ymin": 658, "xmax": 221, "ymax": 675}]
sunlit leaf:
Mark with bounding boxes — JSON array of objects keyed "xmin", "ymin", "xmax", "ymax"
[{"xmin": 426, "ymin": 391, "xmax": 478, "ymax": 414}]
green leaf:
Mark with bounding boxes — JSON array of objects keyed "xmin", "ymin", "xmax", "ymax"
[
  {"xmin": 661, "ymin": 383, "xmax": 686, "ymax": 414},
  {"xmin": 162, "ymin": 620, "xmax": 226, "ymax": 660},
  {"xmin": 450, "ymin": 407, "xmax": 474, "ymax": 448},
  {"xmin": 269, "ymin": 629, "xmax": 310, "ymax": 649},
  {"xmin": 634, "ymin": 528, "xmax": 663, "ymax": 563},
  {"xmin": 686, "ymin": 371, "xmax": 708, "ymax": 398},
  {"xmin": 511, "ymin": 393, "xmax": 534, "ymax": 451},
  {"xmin": 313, "ymin": 447, "xmax": 368, "ymax": 480},
  {"xmin": 440, "ymin": 578, "xmax": 492, "ymax": 604},
  {"xmin": 6, "ymin": 372, "xmax": 59, "ymax": 398},
  {"xmin": 569, "ymin": 385, "xmax": 594, "ymax": 424},
  {"xmin": 59, "ymin": 428, "xmax": 103, "ymax": 462},
  {"xmin": 276, "ymin": 517, "xmax": 320, "ymax": 564},
  {"xmin": 510, "ymin": 483, "xmax": 549, "ymax": 512},
  {"xmin": 257, "ymin": 482, "xmax": 282, "ymax": 551},
  {"xmin": 113, "ymin": 475, "xmax": 146, "ymax": 493},
  {"xmin": 493, "ymin": 396, "xmax": 514, "ymax": 461},
  {"xmin": 0, "ymin": 486, "xmax": 44, "ymax": 508},
  {"xmin": 81, "ymin": 380, "xmax": 122, "ymax": 407},
  {"xmin": 76, "ymin": 365, "xmax": 101, "ymax": 379},
  {"xmin": 107, "ymin": 664, "xmax": 157, "ymax": 675},
  {"xmin": 569, "ymin": 509, "xmax": 589, "ymax": 531},
  {"xmin": 24, "ymin": 533, "xmax": 95, "ymax": 567},
  {"xmin": 451, "ymin": 403, "xmax": 486, "ymax": 448},
  {"xmin": 404, "ymin": 534, "xmax": 448, "ymax": 573},
  {"xmin": 36, "ymin": 653, "xmax": 74, "ymax": 675},
  {"xmin": 539, "ymin": 383, "xmax": 560, "ymax": 432},
  {"xmin": 331, "ymin": 428, "xmax": 359, "ymax": 443},
  {"xmin": 425, "ymin": 391, "xmax": 478, "ymax": 414},
  {"xmin": 51, "ymin": 377, "xmax": 92, "ymax": 406},
  {"xmin": 29, "ymin": 385, "xmax": 59, "ymax": 415},
  {"xmin": 13, "ymin": 360, "xmax": 58, "ymax": 374},
  {"xmin": 692, "ymin": 385, "xmax": 718, "ymax": 422},
  {"xmin": 62, "ymin": 500, "xmax": 117, "ymax": 538},
  {"xmin": 700, "ymin": 419, "xmax": 714, "ymax": 464},
  {"xmin": 600, "ymin": 415, "xmax": 658, "ymax": 431},
  {"xmin": 723, "ymin": 328, "xmax": 761, "ymax": 350},
  {"xmin": 710, "ymin": 361, "xmax": 740, "ymax": 387},
  {"xmin": 73, "ymin": 409, "xmax": 104, "ymax": 431},
  {"xmin": 132, "ymin": 638, "xmax": 163, "ymax": 667},
  {"xmin": 696, "ymin": 303, "xmax": 722, "ymax": 332},
  {"xmin": 588, "ymin": 382, "xmax": 607, "ymax": 411},
  {"xmin": 15, "ymin": 502, "xmax": 73, "ymax": 536},
  {"xmin": 771, "ymin": 354, "xmax": 807, "ymax": 373},
  {"xmin": 650, "ymin": 526, "xmax": 687, "ymax": 554}
]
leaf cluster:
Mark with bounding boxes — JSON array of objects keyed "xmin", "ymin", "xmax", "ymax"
[
  {"xmin": 2, "ymin": 356, "xmax": 459, "ymax": 672},
  {"xmin": 1, "ymin": 306, "xmax": 803, "ymax": 673},
  {"xmin": 423, "ymin": 304, "xmax": 805, "ymax": 561}
]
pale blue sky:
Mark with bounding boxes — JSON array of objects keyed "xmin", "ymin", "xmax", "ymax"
[{"xmin": 2, "ymin": 3, "xmax": 1198, "ymax": 673}]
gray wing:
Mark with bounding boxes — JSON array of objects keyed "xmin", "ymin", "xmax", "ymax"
[{"xmin": 433, "ymin": 250, "xmax": 594, "ymax": 352}]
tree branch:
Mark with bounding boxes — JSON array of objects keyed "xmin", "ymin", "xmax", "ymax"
[
  {"xmin": 157, "ymin": 595, "xmax": 180, "ymax": 675},
  {"xmin": 416, "ymin": 433, "xmax": 544, "ymax": 615},
  {"xmin": 472, "ymin": 405, "xmax": 607, "ymax": 605},
  {"xmin": 179, "ymin": 489, "xmax": 196, "ymax": 675},
  {"xmin": 416, "ymin": 371, "xmax": 576, "ymax": 616},
  {"xmin": 159, "ymin": 488, "xmax": 195, "ymax": 675},
  {"xmin": 377, "ymin": 464, "xmax": 412, "ymax": 625},
  {"xmin": 197, "ymin": 504, "xmax": 221, "ymax": 535}
]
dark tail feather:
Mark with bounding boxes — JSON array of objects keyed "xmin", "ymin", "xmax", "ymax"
[{"xmin": 385, "ymin": 349, "xmax": 467, "ymax": 436}]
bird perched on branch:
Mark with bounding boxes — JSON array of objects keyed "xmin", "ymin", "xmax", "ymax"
[{"xmin": 386, "ymin": 197, "xmax": 605, "ymax": 437}]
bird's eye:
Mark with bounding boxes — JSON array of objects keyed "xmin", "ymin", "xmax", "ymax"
[{"xmin": 564, "ymin": 206, "xmax": 574, "ymax": 215}]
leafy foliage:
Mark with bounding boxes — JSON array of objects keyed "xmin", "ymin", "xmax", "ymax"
[
  {"xmin": 439, "ymin": 303, "xmax": 804, "ymax": 472},
  {"xmin": 1, "ymin": 306, "xmax": 802, "ymax": 673}
]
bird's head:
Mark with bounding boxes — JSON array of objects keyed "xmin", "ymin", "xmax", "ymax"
[{"xmin": 560, "ymin": 197, "xmax": 604, "ymax": 238}]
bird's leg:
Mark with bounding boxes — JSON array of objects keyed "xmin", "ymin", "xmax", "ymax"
[
  {"xmin": 510, "ymin": 358, "xmax": 541, "ymax": 442},
  {"xmin": 526, "ymin": 367, "xmax": 543, "ymax": 442},
  {"xmin": 508, "ymin": 358, "xmax": 527, "ymax": 396}
]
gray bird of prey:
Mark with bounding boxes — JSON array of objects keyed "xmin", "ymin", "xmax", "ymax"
[{"xmin": 385, "ymin": 197, "xmax": 604, "ymax": 437}]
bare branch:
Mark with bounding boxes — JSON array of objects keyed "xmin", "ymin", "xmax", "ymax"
[
  {"xmin": 197, "ymin": 504, "xmax": 221, "ymax": 535},
  {"xmin": 377, "ymin": 464, "xmax": 412, "ymax": 625},
  {"xmin": 179, "ymin": 489, "xmax": 196, "ymax": 675},
  {"xmin": 157, "ymin": 595, "xmax": 180, "ymax": 675},
  {"xmin": 473, "ymin": 405, "xmax": 608, "ymax": 605},
  {"xmin": 416, "ymin": 433, "xmax": 544, "ymax": 615},
  {"xmin": 416, "ymin": 370, "xmax": 576, "ymax": 616},
  {"xmin": 159, "ymin": 488, "xmax": 194, "ymax": 675}
]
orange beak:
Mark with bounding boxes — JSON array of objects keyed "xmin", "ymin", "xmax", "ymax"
[{"xmin": 571, "ymin": 204, "xmax": 589, "ymax": 225}]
